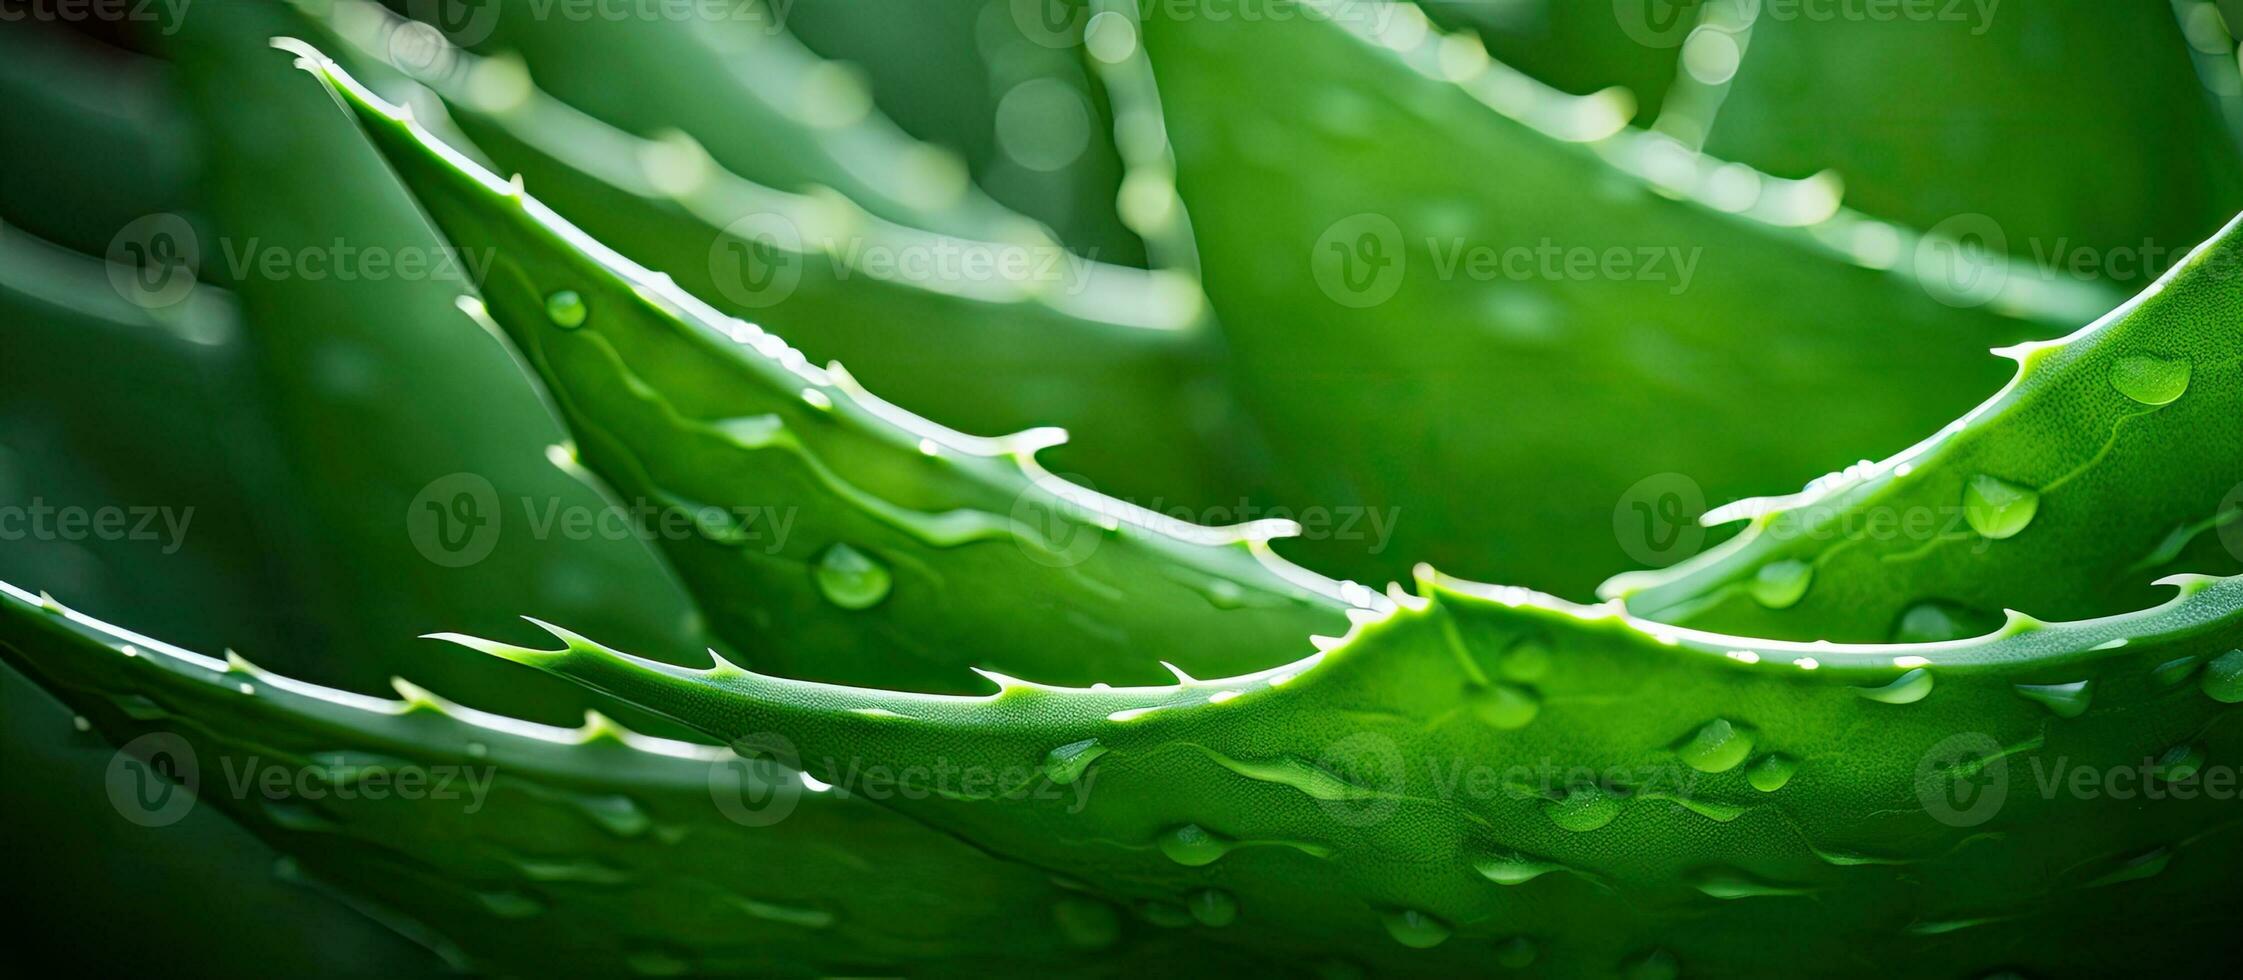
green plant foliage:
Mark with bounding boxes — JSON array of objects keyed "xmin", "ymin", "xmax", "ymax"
[
  {"xmin": 460, "ymin": 570, "xmax": 2243, "ymax": 977},
  {"xmin": 7, "ymin": 2, "xmax": 2243, "ymax": 975},
  {"xmin": 300, "ymin": 0, "xmax": 1237, "ymax": 507},
  {"xmin": 1607, "ymin": 213, "xmax": 2243, "ymax": 639},
  {"xmin": 0, "ymin": 583, "xmax": 1260, "ymax": 976},
  {"xmin": 289, "ymin": 47, "xmax": 1358, "ymax": 692},
  {"xmin": 1133, "ymin": 0, "xmax": 2110, "ymax": 597},
  {"xmin": 1707, "ymin": 0, "xmax": 2243, "ymax": 284}
]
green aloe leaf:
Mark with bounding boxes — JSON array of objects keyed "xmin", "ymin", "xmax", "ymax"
[
  {"xmin": 0, "ymin": 229, "xmax": 440, "ymax": 977},
  {"xmin": 396, "ymin": 0, "xmax": 1034, "ymax": 246},
  {"xmin": 0, "ymin": 23, "xmax": 189, "ymax": 256},
  {"xmin": 1606, "ymin": 213, "xmax": 2243, "ymax": 639},
  {"xmin": 159, "ymin": 4, "xmax": 705, "ymax": 724},
  {"xmin": 1706, "ymin": 0, "xmax": 2243, "ymax": 285},
  {"xmin": 0, "ymin": 583, "xmax": 1259, "ymax": 976},
  {"xmin": 298, "ymin": 0, "xmax": 1234, "ymax": 507},
  {"xmin": 289, "ymin": 43, "xmax": 1360, "ymax": 692},
  {"xmin": 1138, "ymin": 0, "xmax": 2113, "ymax": 597},
  {"xmin": 1420, "ymin": 0, "xmax": 1696, "ymax": 115},
  {"xmin": 462, "ymin": 570, "xmax": 2243, "ymax": 976},
  {"xmin": 782, "ymin": 0, "xmax": 1147, "ymax": 263}
]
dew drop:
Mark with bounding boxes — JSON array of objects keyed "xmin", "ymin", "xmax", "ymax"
[
  {"xmin": 2153, "ymin": 655, "xmax": 2201, "ymax": 686},
  {"xmin": 2154, "ymin": 743, "xmax": 2205, "ymax": 783},
  {"xmin": 1496, "ymin": 936, "xmax": 1538, "ymax": 968},
  {"xmin": 2202, "ymin": 649, "xmax": 2243, "ymax": 703},
  {"xmin": 1500, "ymin": 636, "xmax": 1550, "ymax": 681},
  {"xmin": 1746, "ymin": 753, "xmax": 1797, "ymax": 792},
  {"xmin": 1140, "ymin": 901, "xmax": 1192, "ymax": 928},
  {"xmin": 577, "ymin": 793, "xmax": 652, "ymax": 837},
  {"xmin": 544, "ymin": 290, "xmax": 587, "ymax": 329},
  {"xmin": 1380, "ymin": 908, "xmax": 1451, "ymax": 948},
  {"xmin": 2109, "ymin": 354, "xmax": 2190, "ymax": 406},
  {"xmin": 1856, "ymin": 667, "xmax": 1934, "ymax": 704},
  {"xmin": 2013, "ymin": 680, "xmax": 2093, "ymax": 718},
  {"xmin": 70, "ymin": 715, "xmax": 90, "ymax": 732},
  {"xmin": 1188, "ymin": 888, "xmax": 1237, "ymax": 927},
  {"xmin": 1476, "ymin": 854, "xmax": 1562, "ymax": 885},
  {"xmin": 1053, "ymin": 897, "xmax": 1120, "ymax": 948},
  {"xmin": 1157, "ymin": 823, "xmax": 1231, "ymax": 866},
  {"xmin": 1468, "ymin": 682, "xmax": 1540, "ymax": 729},
  {"xmin": 1676, "ymin": 718, "xmax": 1754, "ymax": 773},
  {"xmin": 1544, "ymin": 784, "xmax": 1623, "ymax": 832},
  {"xmin": 1748, "ymin": 559, "xmax": 1813, "ymax": 609},
  {"xmin": 1963, "ymin": 475, "xmax": 2039, "ymax": 539},
  {"xmin": 1042, "ymin": 738, "xmax": 1106, "ymax": 785},
  {"xmin": 1892, "ymin": 600, "xmax": 1998, "ymax": 643},
  {"xmin": 812, "ymin": 543, "xmax": 891, "ymax": 610}
]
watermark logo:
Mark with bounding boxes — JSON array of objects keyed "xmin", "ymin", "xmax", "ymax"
[
  {"xmin": 710, "ymin": 732, "xmax": 804, "ymax": 827},
  {"xmin": 106, "ymin": 213, "xmax": 200, "ymax": 310},
  {"xmin": 407, "ymin": 472, "xmax": 502, "ymax": 568},
  {"xmin": 1614, "ymin": 472, "xmax": 1706, "ymax": 566},
  {"xmin": 0, "ymin": 0, "xmax": 193, "ymax": 35},
  {"xmin": 1312, "ymin": 212, "xmax": 1406, "ymax": 308},
  {"xmin": 1314, "ymin": 731, "xmax": 1406, "ymax": 827},
  {"xmin": 107, "ymin": 732, "xmax": 199, "ymax": 828},
  {"xmin": 1009, "ymin": 472, "xmax": 1110, "ymax": 569},
  {"xmin": 1010, "ymin": 0, "xmax": 1087, "ymax": 47},
  {"xmin": 1916, "ymin": 212, "xmax": 2009, "ymax": 309},
  {"xmin": 1916, "ymin": 731, "xmax": 2008, "ymax": 827},
  {"xmin": 409, "ymin": 0, "xmax": 502, "ymax": 47},
  {"xmin": 2219, "ymin": 483, "xmax": 2243, "ymax": 561},
  {"xmin": 711, "ymin": 212, "xmax": 805, "ymax": 308},
  {"xmin": 1613, "ymin": 0, "xmax": 1703, "ymax": 48}
]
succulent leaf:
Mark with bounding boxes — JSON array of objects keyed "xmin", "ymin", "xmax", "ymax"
[
  {"xmin": 1607, "ymin": 211, "xmax": 2243, "ymax": 639},
  {"xmin": 288, "ymin": 44, "xmax": 1363, "ymax": 691},
  {"xmin": 466, "ymin": 570, "xmax": 2243, "ymax": 975},
  {"xmin": 1138, "ymin": 0, "xmax": 2115, "ymax": 596},
  {"xmin": 0, "ymin": 580, "xmax": 1269, "ymax": 976}
]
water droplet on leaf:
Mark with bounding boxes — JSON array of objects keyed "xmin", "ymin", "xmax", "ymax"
[
  {"xmin": 1748, "ymin": 559, "xmax": 1813, "ymax": 609},
  {"xmin": 1963, "ymin": 475, "xmax": 2038, "ymax": 539},
  {"xmin": 812, "ymin": 543, "xmax": 891, "ymax": 610},
  {"xmin": 1747, "ymin": 753, "xmax": 1797, "ymax": 792},
  {"xmin": 545, "ymin": 290, "xmax": 587, "ymax": 328},
  {"xmin": 1676, "ymin": 718, "xmax": 1754, "ymax": 773},
  {"xmin": 2109, "ymin": 354, "xmax": 2190, "ymax": 406},
  {"xmin": 1380, "ymin": 908, "xmax": 1451, "ymax": 948}
]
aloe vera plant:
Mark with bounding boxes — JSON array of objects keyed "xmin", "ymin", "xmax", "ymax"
[{"xmin": 9, "ymin": 2, "xmax": 2243, "ymax": 976}]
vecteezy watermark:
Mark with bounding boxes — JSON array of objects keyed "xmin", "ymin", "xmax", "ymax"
[
  {"xmin": 709, "ymin": 733, "xmax": 804, "ymax": 827},
  {"xmin": 1, "ymin": 0, "xmax": 192, "ymax": 34},
  {"xmin": 0, "ymin": 499, "xmax": 195, "ymax": 555},
  {"xmin": 105, "ymin": 731, "xmax": 496, "ymax": 827},
  {"xmin": 1312, "ymin": 214, "xmax": 1705, "ymax": 307},
  {"xmin": 1307, "ymin": 731, "xmax": 1711, "ymax": 828},
  {"xmin": 213, "ymin": 238, "xmax": 494, "ymax": 286},
  {"xmin": 106, "ymin": 213, "xmax": 200, "ymax": 310},
  {"xmin": 1918, "ymin": 731, "xmax": 2243, "ymax": 828},
  {"xmin": 104, "ymin": 214, "xmax": 495, "ymax": 309},
  {"xmin": 407, "ymin": 472, "xmax": 798, "ymax": 568},
  {"xmin": 1614, "ymin": 0, "xmax": 2000, "ymax": 49},
  {"xmin": 1615, "ymin": 472, "xmax": 1708, "ymax": 567},
  {"xmin": 706, "ymin": 211, "xmax": 1098, "ymax": 309},
  {"xmin": 1010, "ymin": 0, "xmax": 1399, "ymax": 49},
  {"xmin": 1312, "ymin": 213, "xmax": 1406, "ymax": 308},
  {"xmin": 1006, "ymin": 472, "xmax": 1403, "ymax": 568},
  {"xmin": 407, "ymin": 0, "xmax": 794, "ymax": 50},
  {"xmin": 1915, "ymin": 212, "xmax": 2234, "ymax": 308},
  {"xmin": 1916, "ymin": 731, "xmax": 2009, "ymax": 827},
  {"xmin": 107, "ymin": 732, "xmax": 200, "ymax": 828}
]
